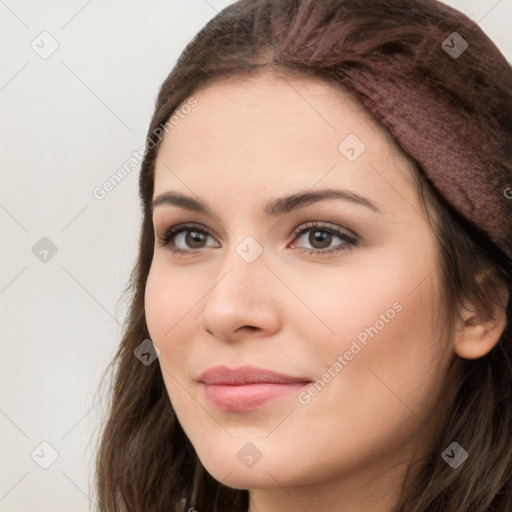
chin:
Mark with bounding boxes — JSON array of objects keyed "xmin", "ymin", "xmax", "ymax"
[
  {"xmin": 197, "ymin": 447, "xmax": 312, "ymax": 490},
  {"xmin": 203, "ymin": 463, "xmax": 278, "ymax": 490}
]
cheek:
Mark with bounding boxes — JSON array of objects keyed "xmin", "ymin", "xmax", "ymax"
[
  {"xmin": 287, "ymin": 254, "xmax": 438, "ymax": 364},
  {"xmin": 296, "ymin": 247, "xmax": 447, "ymax": 417},
  {"xmin": 145, "ymin": 266, "xmax": 204, "ymax": 422},
  {"xmin": 145, "ymin": 261, "xmax": 197, "ymax": 340},
  {"xmin": 276, "ymin": 275, "xmax": 448, "ymax": 484},
  {"xmin": 302, "ymin": 264, "xmax": 446, "ymax": 434},
  {"xmin": 144, "ymin": 264, "xmax": 199, "ymax": 372}
]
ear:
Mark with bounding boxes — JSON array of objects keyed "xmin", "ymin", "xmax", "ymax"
[{"xmin": 453, "ymin": 273, "xmax": 509, "ymax": 360}]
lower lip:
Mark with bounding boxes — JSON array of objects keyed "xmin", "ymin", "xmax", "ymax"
[{"xmin": 201, "ymin": 382, "xmax": 310, "ymax": 412}]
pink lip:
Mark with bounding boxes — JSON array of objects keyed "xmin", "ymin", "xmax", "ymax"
[{"xmin": 197, "ymin": 365, "xmax": 312, "ymax": 412}]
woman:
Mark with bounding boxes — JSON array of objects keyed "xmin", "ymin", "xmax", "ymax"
[{"xmin": 94, "ymin": 1, "xmax": 512, "ymax": 510}]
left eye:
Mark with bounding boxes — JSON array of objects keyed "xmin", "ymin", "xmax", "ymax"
[
  {"xmin": 291, "ymin": 222, "xmax": 358, "ymax": 255},
  {"xmin": 156, "ymin": 222, "xmax": 358, "ymax": 256}
]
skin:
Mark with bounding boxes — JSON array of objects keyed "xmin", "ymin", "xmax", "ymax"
[{"xmin": 144, "ymin": 71, "xmax": 507, "ymax": 512}]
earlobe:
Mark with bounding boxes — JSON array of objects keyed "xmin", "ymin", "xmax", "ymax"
[{"xmin": 453, "ymin": 290, "xmax": 508, "ymax": 360}]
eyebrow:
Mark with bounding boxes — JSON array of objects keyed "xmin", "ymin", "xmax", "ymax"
[{"xmin": 151, "ymin": 188, "xmax": 381, "ymax": 216}]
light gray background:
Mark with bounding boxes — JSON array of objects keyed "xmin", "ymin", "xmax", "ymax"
[{"xmin": 1, "ymin": 1, "xmax": 511, "ymax": 510}]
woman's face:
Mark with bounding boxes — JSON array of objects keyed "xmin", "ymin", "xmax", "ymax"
[{"xmin": 145, "ymin": 74, "xmax": 454, "ymax": 507}]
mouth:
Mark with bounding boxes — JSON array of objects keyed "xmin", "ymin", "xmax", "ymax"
[{"xmin": 197, "ymin": 364, "xmax": 312, "ymax": 412}]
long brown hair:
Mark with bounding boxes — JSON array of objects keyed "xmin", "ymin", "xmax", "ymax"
[{"xmin": 93, "ymin": 1, "xmax": 512, "ymax": 510}]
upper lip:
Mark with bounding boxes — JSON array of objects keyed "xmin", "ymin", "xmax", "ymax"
[{"xmin": 197, "ymin": 365, "xmax": 312, "ymax": 385}]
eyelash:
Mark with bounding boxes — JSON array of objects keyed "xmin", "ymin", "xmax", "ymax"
[{"xmin": 155, "ymin": 221, "xmax": 359, "ymax": 257}]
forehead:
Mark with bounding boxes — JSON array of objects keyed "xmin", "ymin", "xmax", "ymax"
[
  {"xmin": 152, "ymin": 73, "xmax": 415, "ymax": 210},
  {"xmin": 163, "ymin": 73, "xmax": 381, "ymax": 143}
]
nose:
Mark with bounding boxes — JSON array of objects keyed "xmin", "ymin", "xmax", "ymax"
[{"xmin": 199, "ymin": 247, "xmax": 281, "ymax": 343}]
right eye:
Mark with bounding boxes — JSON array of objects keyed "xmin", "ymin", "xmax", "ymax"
[{"xmin": 156, "ymin": 223, "xmax": 219, "ymax": 255}]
